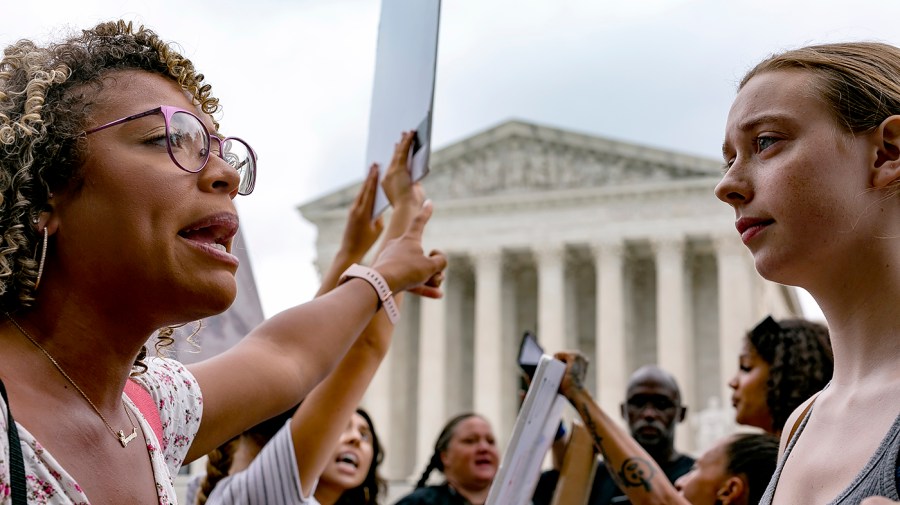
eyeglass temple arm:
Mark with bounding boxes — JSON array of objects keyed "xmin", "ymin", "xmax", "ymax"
[{"xmin": 84, "ymin": 108, "xmax": 163, "ymax": 135}]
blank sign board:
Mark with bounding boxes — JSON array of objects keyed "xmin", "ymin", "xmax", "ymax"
[
  {"xmin": 365, "ymin": 0, "xmax": 441, "ymax": 218},
  {"xmin": 486, "ymin": 355, "xmax": 567, "ymax": 505}
]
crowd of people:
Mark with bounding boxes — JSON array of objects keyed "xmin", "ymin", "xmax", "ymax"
[{"xmin": 0, "ymin": 17, "xmax": 896, "ymax": 505}]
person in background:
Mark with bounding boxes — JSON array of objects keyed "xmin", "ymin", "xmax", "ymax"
[
  {"xmin": 554, "ymin": 351, "xmax": 779, "ymax": 505},
  {"xmin": 728, "ymin": 315, "xmax": 832, "ymax": 436},
  {"xmin": 533, "ymin": 365, "xmax": 693, "ymax": 505},
  {"xmin": 395, "ymin": 413, "xmax": 500, "ymax": 505}
]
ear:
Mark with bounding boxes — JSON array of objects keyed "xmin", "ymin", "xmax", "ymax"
[
  {"xmin": 35, "ymin": 193, "xmax": 60, "ymax": 236},
  {"xmin": 716, "ymin": 475, "xmax": 746, "ymax": 505},
  {"xmin": 872, "ymin": 115, "xmax": 900, "ymax": 188},
  {"xmin": 676, "ymin": 405, "xmax": 688, "ymax": 423}
]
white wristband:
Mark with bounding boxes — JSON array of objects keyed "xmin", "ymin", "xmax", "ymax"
[{"xmin": 338, "ymin": 264, "xmax": 400, "ymax": 324}]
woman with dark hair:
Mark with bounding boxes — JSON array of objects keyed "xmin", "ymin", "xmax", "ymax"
[
  {"xmin": 315, "ymin": 408, "xmax": 386, "ymax": 505},
  {"xmin": 395, "ymin": 413, "xmax": 500, "ymax": 505},
  {"xmin": 729, "ymin": 315, "xmax": 833, "ymax": 435},
  {"xmin": 674, "ymin": 433, "xmax": 779, "ymax": 505}
]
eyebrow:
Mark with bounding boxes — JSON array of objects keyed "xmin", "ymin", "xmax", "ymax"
[{"xmin": 721, "ymin": 113, "xmax": 792, "ymax": 157}]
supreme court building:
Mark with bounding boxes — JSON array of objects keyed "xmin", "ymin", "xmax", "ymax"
[{"xmin": 300, "ymin": 120, "xmax": 801, "ymax": 482}]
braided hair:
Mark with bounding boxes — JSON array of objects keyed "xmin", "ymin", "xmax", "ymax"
[
  {"xmin": 195, "ymin": 406, "xmax": 298, "ymax": 504},
  {"xmin": 195, "ymin": 435, "xmax": 240, "ymax": 505},
  {"xmin": 724, "ymin": 433, "xmax": 779, "ymax": 505},
  {"xmin": 747, "ymin": 316, "xmax": 834, "ymax": 432},
  {"xmin": 414, "ymin": 413, "xmax": 480, "ymax": 489}
]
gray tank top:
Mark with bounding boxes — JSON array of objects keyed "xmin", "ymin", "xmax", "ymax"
[{"xmin": 758, "ymin": 405, "xmax": 900, "ymax": 504}]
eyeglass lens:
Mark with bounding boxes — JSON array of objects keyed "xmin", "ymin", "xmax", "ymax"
[
  {"xmin": 168, "ymin": 111, "xmax": 210, "ymax": 172},
  {"xmin": 169, "ymin": 110, "xmax": 255, "ymax": 194}
]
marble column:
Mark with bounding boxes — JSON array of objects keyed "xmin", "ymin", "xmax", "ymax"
[
  {"xmin": 592, "ymin": 240, "xmax": 628, "ymax": 418},
  {"xmin": 715, "ymin": 236, "xmax": 757, "ymax": 404},
  {"xmin": 653, "ymin": 236, "xmax": 694, "ymax": 450},
  {"xmin": 536, "ymin": 245, "xmax": 567, "ymax": 355},
  {"xmin": 416, "ymin": 270, "xmax": 449, "ymax": 474},
  {"xmin": 473, "ymin": 248, "xmax": 504, "ymax": 432}
]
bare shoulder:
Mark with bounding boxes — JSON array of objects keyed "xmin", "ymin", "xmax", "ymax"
[
  {"xmin": 770, "ymin": 383, "xmax": 900, "ymax": 505},
  {"xmin": 778, "ymin": 393, "xmax": 819, "ymax": 456}
]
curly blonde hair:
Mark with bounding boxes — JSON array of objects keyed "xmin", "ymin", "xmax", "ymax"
[
  {"xmin": 0, "ymin": 20, "xmax": 221, "ymax": 369},
  {"xmin": 0, "ymin": 20, "xmax": 219, "ymax": 310}
]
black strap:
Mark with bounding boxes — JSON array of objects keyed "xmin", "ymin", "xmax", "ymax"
[{"xmin": 1, "ymin": 378, "xmax": 27, "ymax": 504}]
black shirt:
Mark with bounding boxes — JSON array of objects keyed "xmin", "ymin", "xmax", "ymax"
[
  {"xmin": 395, "ymin": 483, "xmax": 477, "ymax": 505},
  {"xmin": 532, "ymin": 454, "xmax": 695, "ymax": 505}
]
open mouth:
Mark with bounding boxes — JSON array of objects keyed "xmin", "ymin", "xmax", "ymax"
[
  {"xmin": 336, "ymin": 451, "xmax": 360, "ymax": 469},
  {"xmin": 474, "ymin": 456, "xmax": 495, "ymax": 468},
  {"xmin": 178, "ymin": 213, "xmax": 238, "ymax": 253}
]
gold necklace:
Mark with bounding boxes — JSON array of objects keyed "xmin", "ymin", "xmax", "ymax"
[{"xmin": 6, "ymin": 314, "xmax": 138, "ymax": 448}]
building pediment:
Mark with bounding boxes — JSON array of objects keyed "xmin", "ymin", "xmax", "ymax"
[
  {"xmin": 300, "ymin": 119, "xmax": 722, "ymax": 218},
  {"xmin": 426, "ymin": 119, "xmax": 721, "ymax": 200}
]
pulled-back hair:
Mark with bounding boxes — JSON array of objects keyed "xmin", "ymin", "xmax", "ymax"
[
  {"xmin": 414, "ymin": 412, "xmax": 480, "ymax": 489},
  {"xmin": 742, "ymin": 42, "xmax": 900, "ymax": 136},
  {"xmin": 747, "ymin": 317, "xmax": 833, "ymax": 432},
  {"xmin": 724, "ymin": 433, "xmax": 779, "ymax": 505},
  {"xmin": 0, "ymin": 20, "xmax": 219, "ymax": 312},
  {"xmin": 334, "ymin": 408, "xmax": 386, "ymax": 505}
]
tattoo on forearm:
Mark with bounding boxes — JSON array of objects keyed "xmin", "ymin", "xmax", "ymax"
[
  {"xmin": 618, "ymin": 457, "xmax": 656, "ymax": 492},
  {"xmin": 578, "ymin": 402, "xmax": 603, "ymax": 448}
]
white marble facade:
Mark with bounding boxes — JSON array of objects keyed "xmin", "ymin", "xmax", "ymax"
[{"xmin": 299, "ymin": 120, "xmax": 801, "ymax": 483}]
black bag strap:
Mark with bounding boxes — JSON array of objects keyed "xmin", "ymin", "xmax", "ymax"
[{"xmin": 0, "ymin": 378, "xmax": 27, "ymax": 504}]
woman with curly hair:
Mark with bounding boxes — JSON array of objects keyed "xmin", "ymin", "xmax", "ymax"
[
  {"xmin": 0, "ymin": 20, "xmax": 446, "ymax": 504},
  {"xmin": 728, "ymin": 316, "xmax": 833, "ymax": 435}
]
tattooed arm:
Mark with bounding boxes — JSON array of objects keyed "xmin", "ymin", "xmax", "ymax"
[{"xmin": 555, "ymin": 352, "xmax": 689, "ymax": 505}]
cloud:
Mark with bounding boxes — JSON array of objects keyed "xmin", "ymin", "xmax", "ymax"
[{"xmin": 6, "ymin": 0, "xmax": 895, "ymax": 318}]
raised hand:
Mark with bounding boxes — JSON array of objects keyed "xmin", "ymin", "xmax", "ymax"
[
  {"xmin": 339, "ymin": 164, "xmax": 384, "ymax": 260},
  {"xmin": 372, "ymin": 200, "xmax": 447, "ymax": 299},
  {"xmin": 555, "ymin": 351, "xmax": 590, "ymax": 399},
  {"xmin": 381, "ymin": 130, "xmax": 425, "ymax": 209}
]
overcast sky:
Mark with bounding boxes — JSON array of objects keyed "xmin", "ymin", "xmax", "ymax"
[{"xmin": 4, "ymin": 0, "xmax": 897, "ymax": 319}]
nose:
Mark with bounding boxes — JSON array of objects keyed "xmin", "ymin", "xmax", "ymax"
[
  {"xmin": 728, "ymin": 373, "xmax": 739, "ymax": 391},
  {"xmin": 714, "ymin": 164, "xmax": 751, "ymax": 206},
  {"xmin": 674, "ymin": 473, "xmax": 687, "ymax": 491},
  {"xmin": 199, "ymin": 152, "xmax": 242, "ymax": 198}
]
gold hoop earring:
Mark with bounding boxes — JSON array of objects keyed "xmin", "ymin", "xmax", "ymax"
[
  {"xmin": 34, "ymin": 227, "xmax": 47, "ymax": 290},
  {"xmin": 363, "ymin": 486, "xmax": 370, "ymax": 502}
]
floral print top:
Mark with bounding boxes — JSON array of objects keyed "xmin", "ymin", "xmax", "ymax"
[{"xmin": 0, "ymin": 357, "xmax": 203, "ymax": 504}]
